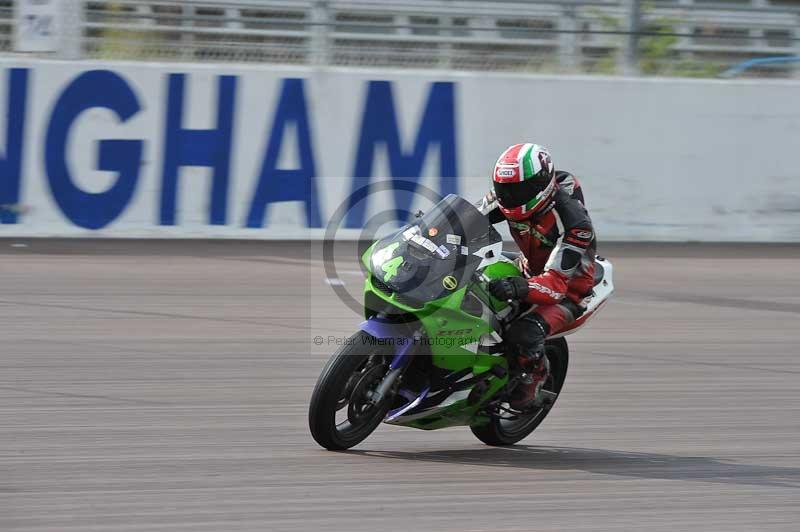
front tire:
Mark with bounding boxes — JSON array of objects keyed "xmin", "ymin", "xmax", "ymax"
[
  {"xmin": 470, "ymin": 337, "xmax": 569, "ymax": 446},
  {"xmin": 309, "ymin": 332, "xmax": 392, "ymax": 450}
]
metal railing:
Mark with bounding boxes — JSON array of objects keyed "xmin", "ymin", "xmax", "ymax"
[{"xmin": 2, "ymin": 0, "xmax": 799, "ymax": 78}]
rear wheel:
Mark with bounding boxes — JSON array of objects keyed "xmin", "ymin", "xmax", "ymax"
[
  {"xmin": 470, "ymin": 337, "xmax": 569, "ymax": 446},
  {"xmin": 309, "ymin": 332, "xmax": 392, "ymax": 450}
]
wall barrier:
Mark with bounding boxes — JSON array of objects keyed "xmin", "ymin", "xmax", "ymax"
[{"xmin": 0, "ymin": 59, "xmax": 798, "ymax": 241}]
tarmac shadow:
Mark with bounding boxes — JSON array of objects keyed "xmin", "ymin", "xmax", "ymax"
[{"xmin": 347, "ymin": 445, "xmax": 800, "ymax": 489}]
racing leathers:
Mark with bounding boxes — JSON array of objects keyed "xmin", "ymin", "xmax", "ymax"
[{"xmin": 477, "ymin": 171, "xmax": 597, "ymax": 407}]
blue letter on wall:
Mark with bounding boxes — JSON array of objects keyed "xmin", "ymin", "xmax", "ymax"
[
  {"xmin": 345, "ymin": 81, "xmax": 457, "ymax": 228},
  {"xmin": 0, "ymin": 69, "xmax": 28, "ymax": 224},
  {"xmin": 160, "ymin": 74, "xmax": 236, "ymax": 225},
  {"xmin": 246, "ymin": 78, "xmax": 320, "ymax": 228},
  {"xmin": 45, "ymin": 70, "xmax": 142, "ymax": 230}
]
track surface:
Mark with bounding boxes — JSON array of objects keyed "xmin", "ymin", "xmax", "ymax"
[{"xmin": 1, "ymin": 241, "xmax": 799, "ymax": 531}]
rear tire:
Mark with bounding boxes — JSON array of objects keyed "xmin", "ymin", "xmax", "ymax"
[
  {"xmin": 470, "ymin": 337, "xmax": 569, "ymax": 446},
  {"xmin": 309, "ymin": 332, "xmax": 391, "ymax": 450}
]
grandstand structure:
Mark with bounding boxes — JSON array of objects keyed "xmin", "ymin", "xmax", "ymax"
[{"xmin": 2, "ymin": 0, "xmax": 799, "ymax": 77}]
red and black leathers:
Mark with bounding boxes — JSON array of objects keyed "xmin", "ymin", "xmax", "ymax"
[{"xmin": 478, "ymin": 171, "xmax": 597, "ymax": 335}]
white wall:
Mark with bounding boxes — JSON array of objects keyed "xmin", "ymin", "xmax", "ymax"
[{"xmin": 0, "ymin": 59, "xmax": 797, "ymax": 241}]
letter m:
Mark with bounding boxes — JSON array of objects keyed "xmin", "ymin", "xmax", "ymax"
[{"xmin": 345, "ymin": 81, "xmax": 457, "ymax": 228}]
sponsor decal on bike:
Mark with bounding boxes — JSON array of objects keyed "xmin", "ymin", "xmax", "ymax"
[
  {"xmin": 410, "ymin": 234, "xmax": 438, "ymax": 253},
  {"xmin": 442, "ymin": 275, "xmax": 458, "ymax": 290},
  {"xmin": 446, "ymin": 233, "xmax": 461, "ymax": 245},
  {"xmin": 402, "ymin": 226, "xmax": 420, "ymax": 240},
  {"xmin": 436, "ymin": 328, "xmax": 473, "ymax": 336},
  {"xmin": 436, "ymin": 244, "xmax": 450, "ymax": 259}
]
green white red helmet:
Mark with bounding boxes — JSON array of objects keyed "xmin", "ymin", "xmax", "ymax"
[{"xmin": 492, "ymin": 143, "xmax": 557, "ymax": 221}]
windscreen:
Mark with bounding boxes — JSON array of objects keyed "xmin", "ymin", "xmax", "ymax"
[{"xmin": 369, "ymin": 195, "xmax": 501, "ymax": 306}]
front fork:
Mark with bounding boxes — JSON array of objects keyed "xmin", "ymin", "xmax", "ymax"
[
  {"xmin": 358, "ymin": 317, "xmax": 417, "ymax": 406},
  {"xmin": 368, "ymin": 365, "xmax": 404, "ymax": 406}
]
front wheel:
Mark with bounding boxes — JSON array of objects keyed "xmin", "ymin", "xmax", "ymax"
[
  {"xmin": 470, "ymin": 337, "xmax": 569, "ymax": 446},
  {"xmin": 309, "ymin": 332, "xmax": 392, "ymax": 450}
]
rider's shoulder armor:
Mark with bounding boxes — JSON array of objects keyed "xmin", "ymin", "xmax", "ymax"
[
  {"xmin": 553, "ymin": 172, "xmax": 592, "ymax": 230},
  {"xmin": 555, "ymin": 171, "xmax": 586, "ymax": 204},
  {"xmin": 554, "ymin": 188, "xmax": 592, "ymax": 232},
  {"xmin": 552, "ymin": 174, "xmax": 596, "ymax": 253}
]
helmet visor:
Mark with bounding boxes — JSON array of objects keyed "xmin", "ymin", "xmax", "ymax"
[{"xmin": 494, "ymin": 178, "xmax": 549, "ymax": 209}]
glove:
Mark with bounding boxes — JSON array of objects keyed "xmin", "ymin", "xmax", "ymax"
[{"xmin": 488, "ymin": 276, "xmax": 528, "ymax": 302}]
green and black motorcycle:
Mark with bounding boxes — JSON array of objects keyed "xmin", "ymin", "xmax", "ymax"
[{"xmin": 309, "ymin": 194, "xmax": 613, "ymax": 450}]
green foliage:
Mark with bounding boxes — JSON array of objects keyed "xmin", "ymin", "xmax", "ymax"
[
  {"xmin": 586, "ymin": 55, "xmax": 618, "ymax": 75},
  {"xmin": 587, "ymin": 7, "xmax": 622, "ymax": 75},
  {"xmin": 637, "ymin": 7, "xmax": 725, "ymax": 78},
  {"xmin": 96, "ymin": 3, "xmax": 167, "ymax": 60},
  {"xmin": 638, "ymin": 18, "xmax": 679, "ymax": 75},
  {"xmin": 589, "ymin": 8, "xmax": 623, "ymax": 32},
  {"xmin": 667, "ymin": 59, "xmax": 727, "ymax": 78}
]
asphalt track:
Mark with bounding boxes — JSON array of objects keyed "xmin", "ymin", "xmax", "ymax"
[{"xmin": 1, "ymin": 240, "xmax": 799, "ymax": 532}]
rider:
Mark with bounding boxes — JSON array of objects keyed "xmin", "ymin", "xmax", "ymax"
[{"xmin": 476, "ymin": 143, "xmax": 596, "ymax": 410}]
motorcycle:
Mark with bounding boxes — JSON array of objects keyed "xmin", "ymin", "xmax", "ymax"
[{"xmin": 309, "ymin": 194, "xmax": 613, "ymax": 450}]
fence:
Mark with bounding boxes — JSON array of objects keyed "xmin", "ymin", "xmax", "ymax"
[{"xmin": 3, "ymin": 0, "xmax": 800, "ymax": 78}]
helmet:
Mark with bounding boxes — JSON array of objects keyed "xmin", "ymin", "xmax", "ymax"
[{"xmin": 492, "ymin": 143, "xmax": 556, "ymax": 221}]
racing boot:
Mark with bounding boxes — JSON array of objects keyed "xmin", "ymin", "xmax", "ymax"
[{"xmin": 509, "ymin": 346, "xmax": 554, "ymax": 410}]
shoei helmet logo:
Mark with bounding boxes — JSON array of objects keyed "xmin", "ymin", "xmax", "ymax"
[
  {"xmin": 495, "ymin": 163, "xmax": 519, "ymax": 181},
  {"xmin": 428, "ymin": 227, "xmax": 439, "ymax": 237},
  {"xmin": 442, "ymin": 275, "xmax": 458, "ymax": 290}
]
